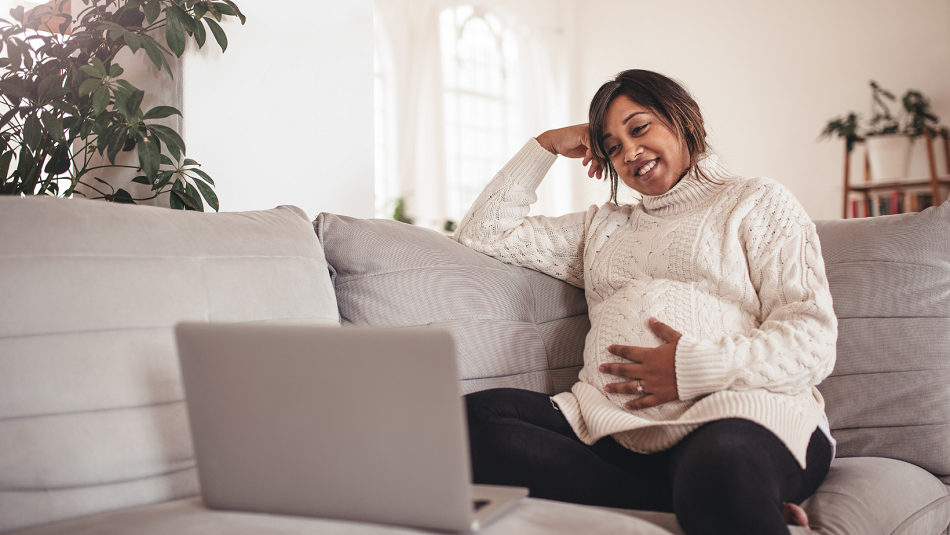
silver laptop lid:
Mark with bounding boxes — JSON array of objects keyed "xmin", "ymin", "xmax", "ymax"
[{"xmin": 176, "ymin": 322, "xmax": 476, "ymax": 531}]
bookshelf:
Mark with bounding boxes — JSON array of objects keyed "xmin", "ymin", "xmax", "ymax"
[{"xmin": 842, "ymin": 130, "xmax": 950, "ymax": 218}]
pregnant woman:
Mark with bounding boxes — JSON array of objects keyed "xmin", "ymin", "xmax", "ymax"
[{"xmin": 454, "ymin": 69, "xmax": 837, "ymax": 534}]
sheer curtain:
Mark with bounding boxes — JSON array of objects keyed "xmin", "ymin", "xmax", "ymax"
[{"xmin": 374, "ymin": 0, "xmax": 572, "ymax": 230}]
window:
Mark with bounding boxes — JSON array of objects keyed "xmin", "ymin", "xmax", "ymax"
[
  {"xmin": 439, "ymin": 5, "xmax": 521, "ymax": 224},
  {"xmin": 373, "ymin": 1, "xmax": 570, "ymax": 229},
  {"xmin": 374, "ymin": 12, "xmax": 399, "ymax": 219}
]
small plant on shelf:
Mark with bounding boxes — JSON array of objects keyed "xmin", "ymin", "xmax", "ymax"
[{"xmin": 821, "ymin": 80, "xmax": 948, "ymax": 152}]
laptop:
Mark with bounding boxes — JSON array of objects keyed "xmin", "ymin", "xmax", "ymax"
[{"xmin": 175, "ymin": 322, "xmax": 527, "ymax": 532}]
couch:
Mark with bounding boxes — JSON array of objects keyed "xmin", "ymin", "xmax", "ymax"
[{"xmin": 1, "ymin": 195, "xmax": 949, "ymax": 535}]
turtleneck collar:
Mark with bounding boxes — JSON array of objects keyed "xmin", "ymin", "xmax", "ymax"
[{"xmin": 640, "ymin": 159, "xmax": 728, "ymax": 217}]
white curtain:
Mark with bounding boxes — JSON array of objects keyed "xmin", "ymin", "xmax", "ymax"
[{"xmin": 375, "ymin": 0, "xmax": 573, "ymax": 229}]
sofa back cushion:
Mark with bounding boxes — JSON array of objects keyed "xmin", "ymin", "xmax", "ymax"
[
  {"xmin": 315, "ymin": 213, "xmax": 588, "ymax": 395},
  {"xmin": 814, "ymin": 201, "xmax": 950, "ymax": 482},
  {"xmin": 0, "ymin": 197, "xmax": 338, "ymax": 533}
]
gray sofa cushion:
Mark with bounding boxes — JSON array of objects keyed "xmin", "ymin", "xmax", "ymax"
[
  {"xmin": 0, "ymin": 197, "xmax": 338, "ymax": 533},
  {"xmin": 814, "ymin": 201, "xmax": 950, "ymax": 484},
  {"xmin": 803, "ymin": 457, "xmax": 950, "ymax": 535},
  {"xmin": 314, "ymin": 213, "xmax": 588, "ymax": 395}
]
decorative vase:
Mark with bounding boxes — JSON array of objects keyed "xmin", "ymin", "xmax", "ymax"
[{"xmin": 866, "ymin": 134, "xmax": 912, "ymax": 182}]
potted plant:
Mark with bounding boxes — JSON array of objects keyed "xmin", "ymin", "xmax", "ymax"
[
  {"xmin": 0, "ymin": 0, "xmax": 245, "ymax": 210},
  {"xmin": 821, "ymin": 81, "xmax": 947, "ymax": 182}
]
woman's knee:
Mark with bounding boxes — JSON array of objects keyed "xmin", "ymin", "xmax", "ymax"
[
  {"xmin": 670, "ymin": 420, "xmax": 791, "ymax": 534},
  {"xmin": 672, "ymin": 419, "xmax": 789, "ymax": 480}
]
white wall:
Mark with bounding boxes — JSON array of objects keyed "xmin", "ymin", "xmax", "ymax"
[
  {"xmin": 182, "ymin": 0, "xmax": 374, "ymax": 219},
  {"xmin": 570, "ymin": 0, "xmax": 950, "ymax": 219}
]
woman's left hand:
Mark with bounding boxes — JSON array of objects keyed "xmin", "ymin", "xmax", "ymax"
[{"xmin": 600, "ymin": 317, "xmax": 682, "ymax": 410}]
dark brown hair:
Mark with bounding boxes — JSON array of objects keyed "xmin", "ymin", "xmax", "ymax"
[{"xmin": 588, "ymin": 70, "xmax": 717, "ymax": 203}]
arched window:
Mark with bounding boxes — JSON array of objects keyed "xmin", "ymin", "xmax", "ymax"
[{"xmin": 439, "ymin": 5, "xmax": 521, "ymax": 224}]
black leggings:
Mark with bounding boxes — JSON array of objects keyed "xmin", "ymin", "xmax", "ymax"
[{"xmin": 466, "ymin": 388, "xmax": 832, "ymax": 535}]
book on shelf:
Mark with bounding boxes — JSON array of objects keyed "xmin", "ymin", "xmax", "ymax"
[{"xmin": 848, "ymin": 189, "xmax": 934, "ymax": 218}]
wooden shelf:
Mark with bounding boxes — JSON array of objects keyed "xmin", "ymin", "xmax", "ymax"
[
  {"xmin": 849, "ymin": 177, "xmax": 950, "ymax": 192},
  {"xmin": 842, "ymin": 130, "xmax": 950, "ymax": 218}
]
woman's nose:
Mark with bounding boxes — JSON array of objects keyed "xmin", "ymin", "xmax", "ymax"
[{"xmin": 624, "ymin": 144, "xmax": 642, "ymax": 163}]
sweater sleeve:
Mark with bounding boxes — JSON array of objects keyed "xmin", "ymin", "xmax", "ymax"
[
  {"xmin": 453, "ymin": 138, "xmax": 590, "ymax": 288},
  {"xmin": 674, "ymin": 189, "xmax": 838, "ymax": 400}
]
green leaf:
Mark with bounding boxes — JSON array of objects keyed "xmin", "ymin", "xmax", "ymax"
[
  {"xmin": 80, "ymin": 118, "xmax": 95, "ymax": 139},
  {"xmin": 79, "ymin": 77, "xmax": 101, "ymax": 96},
  {"xmin": 79, "ymin": 65, "xmax": 102, "ymax": 78},
  {"xmin": 93, "ymin": 85, "xmax": 110, "ymax": 115},
  {"xmin": 6, "ymin": 40, "xmax": 22, "ymax": 72},
  {"xmin": 183, "ymin": 158, "xmax": 199, "ymax": 166},
  {"xmin": 24, "ymin": 113, "xmax": 42, "ymax": 151},
  {"xmin": 57, "ymin": 14, "xmax": 70, "ymax": 34},
  {"xmin": 189, "ymin": 166, "xmax": 214, "ymax": 185},
  {"xmin": 142, "ymin": 105, "xmax": 181, "ymax": 120},
  {"xmin": 183, "ymin": 181, "xmax": 204, "ymax": 211},
  {"xmin": 124, "ymin": 32, "xmax": 143, "ymax": 53},
  {"xmin": 136, "ymin": 133, "xmax": 161, "ymax": 181},
  {"xmin": 108, "ymin": 63, "xmax": 124, "ymax": 77},
  {"xmin": 160, "ymin": 154, "xmax": 175, "ymax": 166},
  {"xmin": 218, "ymin": 0, "xmax": 246, "ymax": 24},
  {"xmin": 113, "ymin": 89, "xmax": 130, "ymax": 118},
  {"xmin": 170, "ymin": 179, "xmax": 202, "ymax": 210},
  {"xmin": 174, "ymin": 4, "xmax": 199, "ymax": 34},
  {"xmin": 144, "ymin": 0, "xmax": 160, "ymax": 24},
  {"xmin": 0, "ymin": 151, "xmax": 13, "ymax": 181},
  {"xmin": 90, "ymin": 57, "xmax": 107, "ymax": 77},
  {"xmin": 127, "ymin": 89, "xmax": 145, "ymax": 117},
  {"xmin": 194, "ymin": 3, "xmax": 208, "ymax": 20},
  {"xmin": 0, "ymin": 80, "xmax": 29, "ymax": 100},
  {"xmin": 0, "ymin": 108, "xmax": 17, "ymax": 131},
  {"xmin": 106, "ymin": 126, "xmax": 129, "ymax": 164},
  {"xmin": 169, "ymin": 189, "xmax": 186, "ymax": 209},
  {"xmin": 132, "ymin": 176, "xmax": 151, "ymax": 185},
  {"xmin": 140, "ymin": 34, "xmax": 173, "ymax": 76},
  {"xmin": 15, "ymin": 147, "xmax": 35, "ymax": 185},
  {"xmin": 147, "ymin": 124, "xmax": 186, "ymax": 156},
  {"xmin": 95, "ymin": 21, "xmax": 128, "ymax": 34},
  {"xmin": 152, "ymin": 170, "xmax": 173, "ymax": 190},
  {"xmin": 193, "ymin": 176, "xmax": 218, "ymax": 211},
  {"xmin": 165, "ymin": 142, "xmax": 181, "ymax": 161},
  {"xmin": 116, "ymin": 79, "xmax": 139, "ymax": 94},
  {"xmin": 37, "ymin": 73, "xmax": 62, "ymax": 104},
  {"xmin": 10, "ymin": 5, "xmax": 25, "ymax": 23},
  {"xmin": 164, "ymin": 7, "xmax": 186, "ymax": 57},
  {"xmin": 193, "ymin": 16, "xmax": 206, "ymax": 48},
  {"xmin": 109, "ymin": 188, "xmax": 136, "ymax": 204},
  {"xmin": 41, "ymin": 110, "xmax": 65, "ymax": 143},
  {"xmin": 44, "ymin": 142, "xmax": 71, "ymax": 175},
  {"xmin": 204, "ymin": 18, "xmax": 227, "ymax": 52}
]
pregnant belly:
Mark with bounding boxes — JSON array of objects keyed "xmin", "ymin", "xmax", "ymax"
[{"xmin": 581, "ymin": 281, "xmax": 758, "ymax": 413}]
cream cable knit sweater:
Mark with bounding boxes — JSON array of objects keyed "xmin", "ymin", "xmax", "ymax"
[{"xmin": 454, "ymin": 138, "xmax": 838, "ymax": 468}]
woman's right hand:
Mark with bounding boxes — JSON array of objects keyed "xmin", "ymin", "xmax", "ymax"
[{"xmin": 536, "ymin": 124, "xmax": 604, "ymax": 180}]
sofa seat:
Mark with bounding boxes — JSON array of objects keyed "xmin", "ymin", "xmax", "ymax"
[{"xmin": 5, "ymin": 497, "xmax": 676, "ymax": 535}]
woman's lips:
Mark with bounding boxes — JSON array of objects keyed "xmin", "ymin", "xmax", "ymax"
[{"xmin": 636, "ymin": 158, "xmax": 658, "ymax": 181}]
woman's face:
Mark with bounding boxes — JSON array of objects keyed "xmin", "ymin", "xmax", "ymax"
[{"xmin": 601, "ymin": 95, "xmax": 690, "ymax": 197}]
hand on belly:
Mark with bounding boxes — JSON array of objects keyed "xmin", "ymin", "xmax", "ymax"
[{"xmin": 600, "ymin": 317, "xmax": 682, "ymax": 410}]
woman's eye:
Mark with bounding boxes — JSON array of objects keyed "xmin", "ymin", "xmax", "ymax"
[
  {"xmin": 607, "ymin": 145, "xmax": 619, "ymax": 155},
  {"xmin": 631, "ymin": 124, "xmax": 647, "ymax": 135}
]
